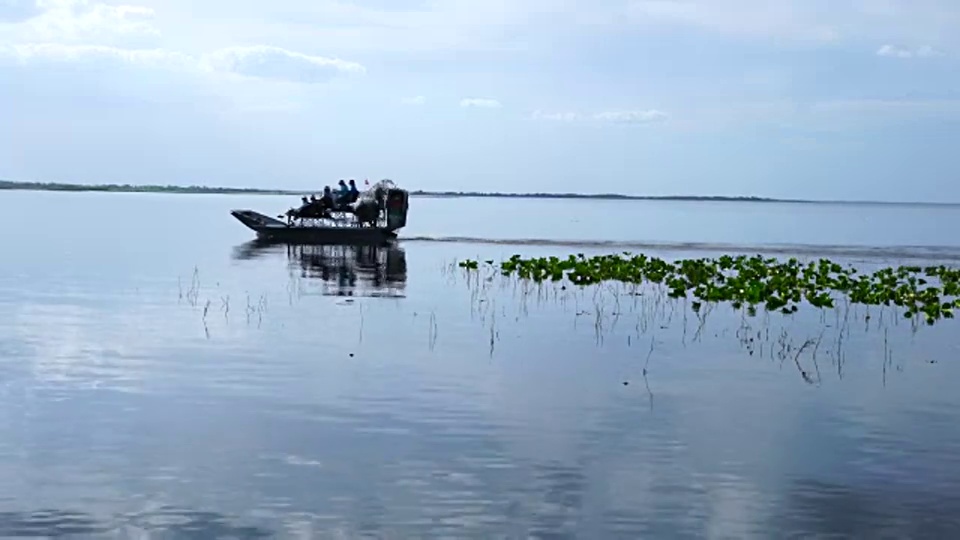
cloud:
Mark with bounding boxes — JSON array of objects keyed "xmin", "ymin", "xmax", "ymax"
[
  {"xmin": 876, "ymin": 44, "xmax": 942, "ymax": 58},
  {"xmin": 11, "ymin": 0, "xmax": 160, "ymax": 46},
  {"xmin": 1, "ymin": 42, "xmax": 364, "ymax": 85},
  {"xmin": 0, "ymin": 43, "xmax": 361, "ymax": 116},
  {"xmin": 460, "ymin": 97, "xmax": 501, "ymax": 108},
  {"xmin": 401, "ymin": 95, "xmax": 426, "ymax": 105},
  {"xmin": 592, "ymin": 110, "xmax": 668, "ymax": 123},
  {"xmin": 0, "ymin": 42, "xmax": 191, "ymax": 68},
  {"xmin": 201, "ymin": 45, "xmax": 365, "ymax": 84},
  {"xmin": 161, "ymin": 0, "xmax": 603, "ymax": 55},
  {"xmin": 533, "ymin": 109, "xmax": 668, "ymax": 124},
  {"xmin": 532, "ymin": 110, "xmax": 580, "ymax": 121},
  {"xmin": 1, "ymin": 3, "xmax": 364, "ymax": 85}
]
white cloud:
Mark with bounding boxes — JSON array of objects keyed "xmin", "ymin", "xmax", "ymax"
[
  {"xmin": 401, "ymin": 95, "xmax": 426, "ymax": 105},
  {"xmin": 0, "ymin": 42, "xmax": 191, "ymax": 68},
  {"xmin": 1, "ymin": 2, "xmax": 364, "ymax": 86},
  {"xmin": 201, "ymin": 45, "xmax": 365, "ymax": 84},
  {"xmin": 10, "ymin": 0, "xmax": 161, "ymax": 46},
  {"xmin": 139, "ymin": 0, "xmax": 603, "ymax": 55},
  {"xmin": 592, "ymin": 110, "xmax": 668, "ymax": 123},
  {"xmin": 1, "ymin": 43, "xmax": 364, "ymax": 87},
  {"xmin": 877, "ymin": 44, "xmax": 942, "ymax": 58},
  {"xmin": 876, "ymin": 45, "xmax": 912, "ymax": 58},
  {"xmin": 532, "ymin": 110, "xmax": 580, "ymax": 121},
  {"xmin": 533, "ymin": 108, "xmax": 668, "ymax": 124},
  {"xmin": 115, "ymin": 0, "xmax": 960, "ymax": 57},
  {"xmin": 460, "ymin": 97, "xmax": 501, "ymax": 108},
  {"xmin": 0, "ymin": 41, "xmax": 364, "ymax": 116}
]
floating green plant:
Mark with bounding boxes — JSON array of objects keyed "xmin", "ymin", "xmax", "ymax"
[{"xmin": 458, "ymin": 254, "xmax": 960, "ymax": 325}]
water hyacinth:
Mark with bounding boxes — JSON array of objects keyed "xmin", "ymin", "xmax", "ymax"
[{"xmin": 458, "ymin": 253, "xmax": 960, "ymax": 325}]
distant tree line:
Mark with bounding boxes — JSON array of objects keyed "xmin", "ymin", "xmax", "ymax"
[
  {"xmin": 3, "ymin": 179, "xmax": 789, "ymax": 201},
  {"xmin": 2, "ymin": 179, "xmax": 951, "ymax": 206},
  {"xmin": 408, "ymin": 190, "xmax": 791, "ymax": 202},
  {"xmin": 0, "ymin": 180, "xmax": 294, "ymax": 195}
]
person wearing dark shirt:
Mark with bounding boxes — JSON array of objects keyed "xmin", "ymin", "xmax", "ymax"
[
  {"xmin": 320, "ymin": 186, "xmax": 334, "ymax": 210},
  {"xmin": 348, "ymin": 179, "xmax": 360, "ymax": 202}
]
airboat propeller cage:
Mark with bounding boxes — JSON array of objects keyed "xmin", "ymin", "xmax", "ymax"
[
  {"xmin": 360, "ymin": 179, "xmax": 409, "ymax": 231},
  {"xmin": 386, "ymin": 188, "xmax": 409, "ymax": 230}
]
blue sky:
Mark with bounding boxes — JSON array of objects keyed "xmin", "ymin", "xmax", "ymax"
[{"xmin": 1, "ymin": 0, "xmax": 958, "ymax": 201}]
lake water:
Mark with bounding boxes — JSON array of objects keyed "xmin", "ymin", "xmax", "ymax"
[{"xmin": 1, "ymin": 190, "xmax": 960, "ymax": 538}]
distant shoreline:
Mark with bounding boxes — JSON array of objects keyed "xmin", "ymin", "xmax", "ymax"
[{"xmin": 0, "ymin": 180, "xmax": 954, "ymax": 207}]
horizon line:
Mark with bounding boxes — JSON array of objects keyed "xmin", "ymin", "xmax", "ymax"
[{"xmin": 0, "ymin": 179, "xmax": 956, "ymax": 207}]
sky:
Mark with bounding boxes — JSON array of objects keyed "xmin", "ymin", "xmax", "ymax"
[{"xmin": 1, "ymin": 0, "xmax": 958, "ymax": 201}]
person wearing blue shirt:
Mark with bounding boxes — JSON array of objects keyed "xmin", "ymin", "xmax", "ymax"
[{"xmin": 336, "ymin": 179, "xmax": 350, "ymax": 204}]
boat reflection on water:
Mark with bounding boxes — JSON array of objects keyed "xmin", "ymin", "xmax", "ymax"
[
  {"xmin": 291, "ymin": 243, "xmax": 407, "ymax": 298},
  {"xmin": 233, "ymin": 240, "xmax": 407, "ymax": 298}
]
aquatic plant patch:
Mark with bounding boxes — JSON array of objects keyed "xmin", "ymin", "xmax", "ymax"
[{"xmin": 458, "ymin": 253, "xmax": 960, "ymax": 325}]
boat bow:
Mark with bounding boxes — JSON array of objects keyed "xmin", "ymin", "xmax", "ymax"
[{"xmin": 231, "ymin": 210, "xmax": 287, "ymax": 232}]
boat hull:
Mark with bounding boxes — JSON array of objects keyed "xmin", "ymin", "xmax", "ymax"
[
  {"xmin": 256, "ymin": 226, "xmax": 398, "ymax": 245},
  {"xmin": 231, "ymin": 209, "xmax": 399, "ymax": 245}
]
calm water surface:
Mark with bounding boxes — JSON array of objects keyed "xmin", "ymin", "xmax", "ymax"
[{"xmin": 1, "ymin": 191, "xmax": 960, "ymax": 538}]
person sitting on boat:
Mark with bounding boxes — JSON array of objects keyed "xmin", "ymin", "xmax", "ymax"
[
  {"xmin": 320, "ymin": 186, "xmax": 335, "ymax": 210},
  {"xmin": 296, "ymin": 195, "xmax": 313, "ymax": 213},
  {"xmin": 336, "ymin": 180, "xmax": 351, "ymax": 204},
  {"xmin": 347, "ymin": 179, "xmax": 360, "ymax": 203}
]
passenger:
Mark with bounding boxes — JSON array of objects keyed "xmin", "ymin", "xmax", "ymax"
[
  {"xmin": 320, "ymin": 186, "xmax": 334, "ymax": 210},
  {"xmin": 337, "ymin": 179, "xmax": 350, "ymax": 204},
  {"xmin": 348, "ymin": 179, "xmax": 360, "ymax": 202}
]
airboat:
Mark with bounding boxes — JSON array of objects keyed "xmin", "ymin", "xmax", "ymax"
[{"xmin": 231, "ymin": 180, "xmax": 409, "ymax": 245}]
